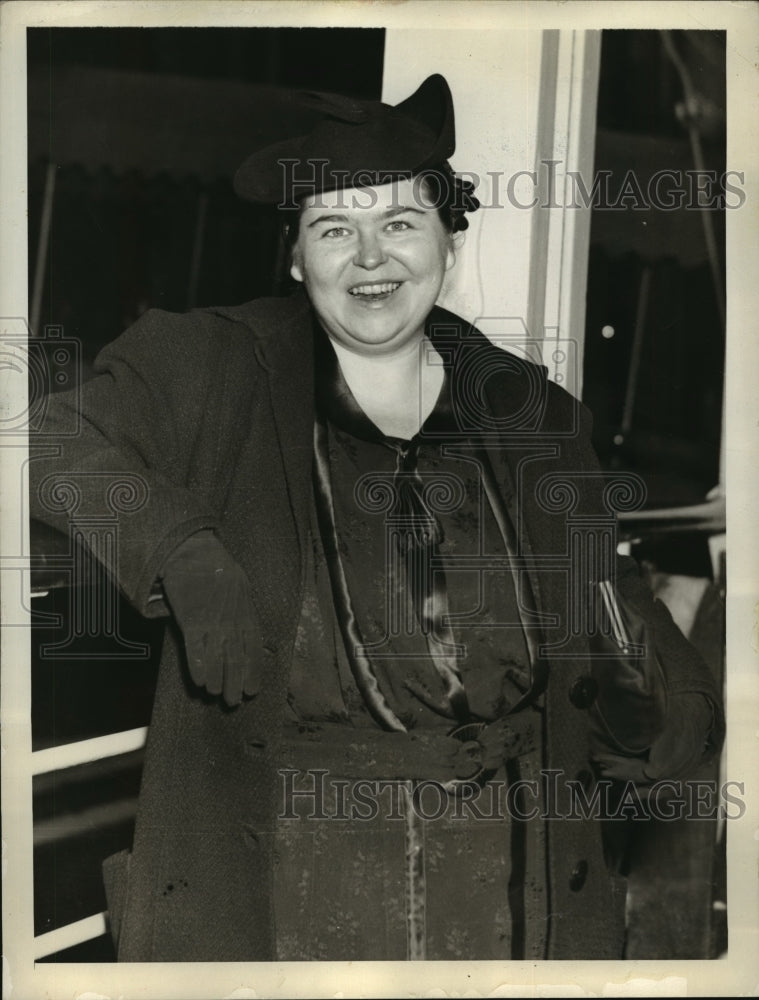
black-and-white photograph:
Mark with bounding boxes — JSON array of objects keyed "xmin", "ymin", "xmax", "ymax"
[{"xmin": 1, "ymin": 2, "xmax": 757, "ymax": 997}]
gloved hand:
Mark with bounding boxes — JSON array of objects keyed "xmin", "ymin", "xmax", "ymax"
[
  {"xmin": 592, "ymin": 691, "xmax": 714, "ymax": 784},
  {"xmin": 589, "ymin": 581, "xmax": 668, "ymax": 754},
  {"xmin": 159, "ymin": 530, "xmax": 264, "ymax": 707}
]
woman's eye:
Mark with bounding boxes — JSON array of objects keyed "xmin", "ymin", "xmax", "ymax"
[
  {"xmin": 387, "ymin": 220, "xmax": 411, "ymax": 232},
  {"xmin": 323, "ymin": 227, "xmax": 349, "ymax": 238}
]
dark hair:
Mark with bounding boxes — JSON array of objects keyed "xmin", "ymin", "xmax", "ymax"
[
  {"xmin": 415, "ymin": 161, "xmax": 481, "ymax": 233},
  {"xmin": 281, "ymin": 160, "xmax": 480, "ymax": 251}
]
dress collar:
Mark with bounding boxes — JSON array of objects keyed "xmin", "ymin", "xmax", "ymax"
[{"xmin": 313, "ymin": 318, "xmax": 460, "ymax": 446}]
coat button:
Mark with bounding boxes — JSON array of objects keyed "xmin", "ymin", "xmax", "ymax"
[
  {"xmin": 453, "ymin": 740, "xmax": 483, "ymax": 780},
  {"xmin": 243, "ymin": 737, "xmax": 267, "ymax": 760},
  {"xmin": 569, "ymin": 860, "xmax": 588, "ymax": 892},
  {"xmin": 569, "ymin": 676, "xmax": 598, "ymax": 709}
]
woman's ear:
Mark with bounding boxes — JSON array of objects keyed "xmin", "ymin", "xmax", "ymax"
[
  {"xmin": 446, "ymin": 233, "xmax": 464, "ymax": 271},
  {"xmin": 290, "ymin": 252, "xmax": 304, "ymax": 284}
]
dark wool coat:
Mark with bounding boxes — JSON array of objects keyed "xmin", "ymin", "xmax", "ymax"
[{"xmin": 30, "ymin": 291, "xmax": 724, "ymax": 962}]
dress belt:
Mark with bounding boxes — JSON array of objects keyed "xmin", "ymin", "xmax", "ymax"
[{"xmin": 278, "ymin": 711, "xmax": 541, "ymax": 783}]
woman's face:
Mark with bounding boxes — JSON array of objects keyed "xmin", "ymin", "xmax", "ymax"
[{"xmin": 290, "ymin": 177, "xmax": 456, "ymax": 357}]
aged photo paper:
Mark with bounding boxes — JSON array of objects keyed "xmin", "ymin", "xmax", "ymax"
[{"xmin": 2, "ymin": 1, "xmax": 758, "ymax": 997}]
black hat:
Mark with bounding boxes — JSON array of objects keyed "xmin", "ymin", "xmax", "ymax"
[{"xmin": 233, "ymin": 74, "xmax": 455, "ymax": 206}]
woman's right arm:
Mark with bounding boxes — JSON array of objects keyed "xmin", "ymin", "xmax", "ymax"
[{"xmin": 29, "ymin": 308, "xmax": 224, "ymax": 617}]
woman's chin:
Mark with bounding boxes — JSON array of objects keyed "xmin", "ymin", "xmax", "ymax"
[{"xmin": 338, "ymin": 326, "xmax": 425, "ymax": 357}]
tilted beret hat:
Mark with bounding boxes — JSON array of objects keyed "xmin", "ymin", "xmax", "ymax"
[{"xmin": 233, "ymin": 74, "xmax": 455, "ymax": 206}]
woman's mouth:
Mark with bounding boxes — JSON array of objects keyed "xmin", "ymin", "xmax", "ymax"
[{"xmin": 348, "ymin": 281, "xmax": 402, "ymax": 302}]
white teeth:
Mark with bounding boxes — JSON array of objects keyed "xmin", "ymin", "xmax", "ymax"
[{"xmin": 349, "ymin": 282, "xmax": 401, "ymax": 296}]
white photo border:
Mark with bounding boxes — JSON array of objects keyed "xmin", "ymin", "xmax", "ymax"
[{"xmin": 2, "ymin": 2, "xmax": 757, "ymax": 997}]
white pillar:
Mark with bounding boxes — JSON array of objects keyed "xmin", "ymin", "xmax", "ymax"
[{"xmin": 528, "ymin": 30, "xmax": 601, "ymax": 399}]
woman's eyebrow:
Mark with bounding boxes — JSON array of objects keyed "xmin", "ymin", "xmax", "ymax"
[
  {"xmin": 306, "ymin": 205, "xmax": 428, "ymax": 228},
  {"xmin": 384, "ymin": 205, "xmax": 427, "ymax": 218},
  {"xmin": 306, "ymin": 213, "xmax": 350, "ymax": 228}
]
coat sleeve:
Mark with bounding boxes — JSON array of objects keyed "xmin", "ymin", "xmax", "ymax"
[
  {"xmin": 29, "ymin": 308, "xmax": 231, "ymax": 617},
  {"xmin": 549, "ymin": 382, "xmax": 726, "ymax": 765}
]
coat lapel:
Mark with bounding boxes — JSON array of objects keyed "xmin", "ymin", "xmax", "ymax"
[
  {"xmin": 208, "ymin": 294, "xmax": 314, "ymax": 654},
  {"xmin": 255, "ymin": 295, "xmax": 316, "ymax": 561},
  {"xmin": 229, "ymin": 292, "xmax": 315, "ymax": 562},
  {"xmin": 437, "ymin": 306, "xmax": 549, "ymax": 588},
  {"xmin": 437, "ymin": 308, "xmax": 555, "ymax": 696}
]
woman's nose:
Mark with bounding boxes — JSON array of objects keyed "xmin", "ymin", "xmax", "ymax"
[{"xmin": 353, "ymin": 232, "xmax": 387, "ymax": 269}]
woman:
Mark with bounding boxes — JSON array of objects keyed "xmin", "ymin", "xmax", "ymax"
[{"xmin": 30, "ymin": 74, "xmax": 723, "ymax": 961}]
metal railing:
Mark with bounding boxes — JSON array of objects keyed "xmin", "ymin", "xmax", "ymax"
[{"xmin": 32, "ymin": 726, "xmax": 149, "ymax": 959}]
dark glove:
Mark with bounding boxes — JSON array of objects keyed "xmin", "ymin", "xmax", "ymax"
[
  {"xmin": 589, "ymin": 581, "xmax": 668, "ymax": 754},
  {"xmin": 159, "ymin": 530, "xmax": 264, "ymax": 707},
  {"xmin": 593, "ymin": 692, "xmax": 714, "ymax": 784}
]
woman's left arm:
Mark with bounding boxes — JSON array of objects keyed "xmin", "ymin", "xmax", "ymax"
[{"xmin": 552, "ymin": 382, "xmax": 725, "ymax": 782}]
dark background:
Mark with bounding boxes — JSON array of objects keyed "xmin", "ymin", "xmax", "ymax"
[
  {"xmin": 586, "ymin": 30, "xmax": 726, "ymax": 513},
  {"xmin": 27, "ymin": 27, "xmax": 726, "ymax": 961},
  {"xmin": 27, "ymin": 27, "xmax": 386, "ymax": 363}
]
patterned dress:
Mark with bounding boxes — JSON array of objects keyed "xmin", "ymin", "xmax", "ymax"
[{"xmin": 274, "ymin": 336, "xmax": 548, "ymax": 960}]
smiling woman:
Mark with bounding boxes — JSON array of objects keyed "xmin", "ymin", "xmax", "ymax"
[
  {"xmin": 28, "ymin": 71, "xmax": 723, "ymax": 964},
  {"xmin": 290, "ymin": 179, "xmax": 456, "ymax": 359}
]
